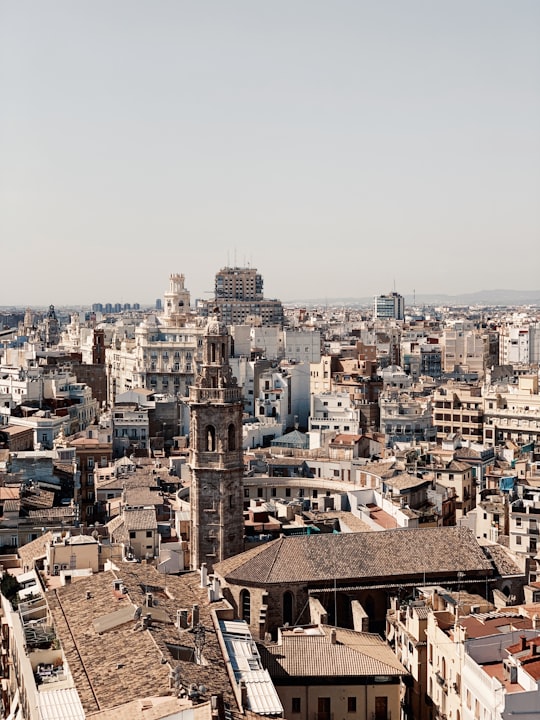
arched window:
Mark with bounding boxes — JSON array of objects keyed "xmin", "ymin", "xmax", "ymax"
[
  {"xmin": 259, "ymin": 406, "xmax": 265, "ymax": 415},
  {"xmin": 206, "ymin": 425, "xmax": 216, "ymax": 452},
  {"xmin": 283, "ymin": 591, "xmax": 294, "ymax": 625},
  {"xmin": 228, "ymin": 424, "xmax": 236, "ymax": 451},
  {"xmin": 210, "ymin": 343, "xmax": 216, "ymax": 363},
  {"xmin": 240, "ymin": 589, "xmax": 251, "ymax": 623}
]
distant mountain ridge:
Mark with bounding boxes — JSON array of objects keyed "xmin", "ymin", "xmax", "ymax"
[{"xmin": 284, "ymin": 289, "xmax": 540, "ymax": 307}]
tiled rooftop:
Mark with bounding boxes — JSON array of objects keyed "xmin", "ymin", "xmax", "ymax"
[
  {"xmin": 215, "ymin": 527, "xmax": 494, "ymax": 586},
  {"xmin": 48, "ymin": 565, "xmax": 239, "ymax": 714},
  {"xmin": 18, "ymin": 531, "xmax": 54, "ymax": 569},
  {"xmin": 123, "ymin": 508, "xmax": 158, "ymax": 531},
  {"xmin": 262, "ymin": 625, "xmax": 407, "ymax": 678},
  {"xmin": 480, "ymin": 542, "xmax": 524, "ymax": 577}
]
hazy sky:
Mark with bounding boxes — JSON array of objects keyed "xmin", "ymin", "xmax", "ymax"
[{"xmin": 1, "ymin": 1, "xmax": 539, "ymax": 306}]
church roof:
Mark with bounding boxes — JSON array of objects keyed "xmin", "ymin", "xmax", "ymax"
[{"xmin": 214, "ymin": 527, "xmax": 493, "ymax": 586}]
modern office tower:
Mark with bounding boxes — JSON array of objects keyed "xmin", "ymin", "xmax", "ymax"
[{"xmin": 374, "ymin": 292, "xmax": 405, "ymax": 321}]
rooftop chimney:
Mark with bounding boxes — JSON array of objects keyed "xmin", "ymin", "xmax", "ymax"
[
  {"xmin": 200, "ymin": 563, "xmax": 208, "ymax": 588},
  {"xmin": 330, "ymin": 628, "xmax": 337, "ymax": 644}
]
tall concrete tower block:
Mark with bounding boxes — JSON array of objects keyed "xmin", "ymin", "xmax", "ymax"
[{"xmin": 188, "ymin": 317, "xmax": 244, "ymax": 571}]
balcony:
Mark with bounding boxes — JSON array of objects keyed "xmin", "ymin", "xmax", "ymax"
[
  {"xmin": 435, "ymin": 672, "xmax": 448, "ymax": 691},
  {"xmin": 189, "ymin": 387, "xmax": 243, "ymax": 403}
]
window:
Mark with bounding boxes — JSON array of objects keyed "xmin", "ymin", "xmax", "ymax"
[
  {"xmin": 285, "ymin": 488, "xmax": 291, "ymax": 497},
  {"xmin": 283, "ymin": 591, "xmax": 294, "ymax": 625},
  {"xmin": 240, "ymin": 589, "xmax": 251, "ymax": 623},
  {"xmin": 347, "ymin": 697, "xmax": 356, "ymax": 713},
  {"xmin": 516, "ymin": 536, "xmax": 522, "ymax": 545},
  {"xmin": 291, "ymin": 698, "xmax": 301, "ymax": 714},
  {"xmin": 257, "ymin": 488, "xmax": 263, "ymax": 498},
  {"xmin": 146, "ymin": 531, "xmax": 153, "ymax": 538},
  {"xmin": 87, "ymin": 457, "xmax": 95, "ymax": 469},
  {"xmin": 228, "ymin": 424, "xmax": 236, "ymax": 451},
  {"xmin": 313, "ymin": 489, "xmax": 318, "ymax": 499},
  {"xmin": 244, "ymin": 488, "xmax": 250, "ymax": 498},
  {"xmin": 271, "ymin": 488, "xmax": 277, "ymax": 497},
  {"xmin": 516, "ymin": 517, "xmax": 522, "ymax": 527},
  {"xmin": 129, "ymin": 531, "xmax": 136, "ymax": 539}
]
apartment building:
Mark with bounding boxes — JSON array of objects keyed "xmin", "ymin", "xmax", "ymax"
[
  {"xmin": 374, "ymin": 291, "xmax": 405, "ymax": 320},
  {"xmin": 379, "ymin": 388, "xmax": 436, "ymax": 447},
  {"xmin": 509, "ymin": 489, "xmax": 540, "ymax": 583},
  {"xmin": 261, "ymin": 624, "xmax": 407, "ymax": 720},
  {"xmin": 441, "ymin": 327, "xmax": 496, "ymax": 378},
  {"xmin": 433, "ymin": 382, "xmax": 484, "ymax": 443},
  {"xmin": 426, "ymin": 602, "xmax": 540, "ymax": 720},
  {"xmin": 483, "ymin": 375, "xmax": 540, "ymax": 447},
  {"xmin": 309, "ymin": 392, "xmax": 363, "ymax": 436},
  {"xmin": 68, "ymin": 430, "xmax": 112, "ymax": 524},
  {"xmin": 201, "ymin": 266, "xmax": 284, "ymax": 326}
]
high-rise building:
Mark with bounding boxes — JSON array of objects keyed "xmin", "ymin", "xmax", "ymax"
[
  {"xmin": 374, "ymin": 292, "xmax": 405, "ymax": 321},
  {"xmin": 204, "ymin": 266, "xmax": 283, "ymax": 326},
  {"xmin": 215, "ymin": 266, "xmax": 263, "ymax": 300},
  {"xmin": 188, "ymin": 317, "xmax": 244, "ymax": 572}
]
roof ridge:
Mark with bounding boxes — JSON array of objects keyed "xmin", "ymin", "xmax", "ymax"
[{"xmin": 263, "ymin": 536, "xmax": 285, "ymax": 583}]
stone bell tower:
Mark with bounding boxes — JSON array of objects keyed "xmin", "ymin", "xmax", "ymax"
[{"xmin": 188, "ymin": 316, "xmax": 244, "ymax": 571}]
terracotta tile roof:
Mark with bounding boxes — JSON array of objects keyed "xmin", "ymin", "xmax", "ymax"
[
  {"xmin": 481, "ymin": 543, "xmax": 524, "ymax": 577},
  {"xmin": 28, "ymin": 506, "xmax": 76, "ymax": 520},
  {"xmin": 447, "ymin": 460, "xmax": 472, "ymax": 472},
  {"xmin": 21, "ymin": 488, "xmax": 55, "ymax": 510},
  {"xmin": 383, "ymin": 473, "xmax": 430, "ymax": 491},
  {"xmin": 86, "ymin": 696, "xmax": 208, "ymax": 720},
  {"xmin": 215, "ymin": 527, "xmax": 494, "ymax": 586},
  {"xmin": 123, "ymin": 508, "xmax": 157, "ymax": 531},
  {"xmin": 458, "ymin": 614, "xmax": 532, "ymax": 639},
  {"xmin": 48, "ymin": 570, "xmax": 170, "ymax": 713},
  {"xmin": 106, "ymin": 515, "xmax": 124, "ymax": 535},
  {"xmin": 18, "ymin": 531, "xmax": 54, "ymax": 569},
  {"xmin": 3, "ymin": 499, "xmax": 20, "ymax": 513},
  {"xmin": 262, "ymin": 626, "xmax": 407, "ymax": 678},
  {"xmin": 124, "ymin": 488, "xmax": 163, "ymax": 507},
  {"xmin": 113, "ymin": 565, "xmax": 238, "ymax": 708}
]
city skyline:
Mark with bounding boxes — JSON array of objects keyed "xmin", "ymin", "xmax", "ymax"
[{"xmin": 1, "ymin": 0, "xmax": 539, "ymax": 306}]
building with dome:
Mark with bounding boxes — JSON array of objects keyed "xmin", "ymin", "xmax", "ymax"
[{"xmin": 106, "ymin": 274, "xmax": 204, "ymax": 402}]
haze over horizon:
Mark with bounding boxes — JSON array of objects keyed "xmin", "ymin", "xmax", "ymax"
[{"xmin": 1, "ymin": 1, "xmax": 539, "ymax": 306}]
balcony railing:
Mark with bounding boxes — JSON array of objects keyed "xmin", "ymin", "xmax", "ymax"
[{"xmin": 189, "ymin": 387, "xmax": 242, "ymax": 403}]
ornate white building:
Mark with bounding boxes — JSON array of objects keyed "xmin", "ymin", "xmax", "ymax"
[{"xmin": 106, "ymin": 274, "xmax": 204, "ymax": 403}]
